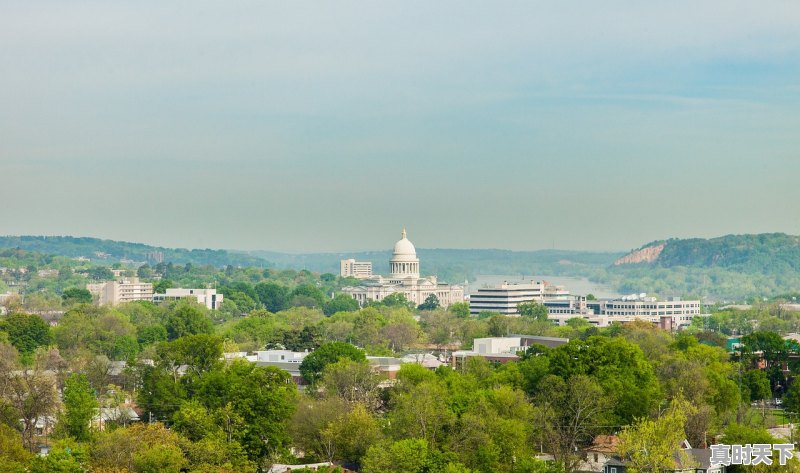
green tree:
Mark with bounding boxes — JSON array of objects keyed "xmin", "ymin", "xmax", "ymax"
[
  {"xmin": 361, "ymin": 438, "xmax": 432, "ymax": 473},
  {"xmin": 6, "ymin": 368, "xmax": 59, "ymax": 451},
  {"xmin": 418, "ymin": 294, "xmax": 440, "ymax": 311},
  {"xmin": 29, "ymin": 439, "xmax": 89, "ymax": 473},
  {"xmin": 254, "ymin": 282, "xmax": 289, "ymax": 313},
  {"xmin": 280, "ymin": 326, "xmax": 323, "ymax": 351},
  {"xmin": 61, "ymin": 288, "xmax": 92, "ymax": 306},
  {"xmin": 290, "ymin": 397, "xmax": 349, "ymax": 462},
  {"xmin": 165, "ymin": 303, "xmax": 213, "ymax": 340},
  {"xmin": 171, "ymin": 399, "xmax": 219, "ymax": 442},
  {"xmin": 153, "ymin": 279, "xmax": 173, "ymax": 294},
  {"xmin": 533, "ymin": 375, "xmax": 610, "ymax": 473},
  {"xmin": 137, "ymin": 324, "xmax": 168, "ymax": 346},
  {"xmin": 784, "ymin": 379, "xmax": 800, "ymax": 413},
  {"xmin": 742, "ymin": 369, "xmax": 772, "ymax": 402},
  {"xmin": 226, "ymin": 313, "xmax": 276, "ymax": 351},
  {"xmin": 138, "ymin": 365, "xmax": 187, "ymax": 420},
  {"xmin": 518, "ymin": 301, "xmax": 548, "ymax": 321},
  {"xmin": 324, "ymin": 293, "xmax": 360, "ymax": 316},
  {"xmin": 420, "ymin": 310, "xmax": 461, "ymax": 347},
  {"xmin": 91, "ymin": 423, "xmax": 188, "ymax": 473},
  {"xmin": 0, "ymin": 424, "xmax": 33, "ymax": 472},
  {"xmin": 487, "ymin": 315, "xmax": 513, "ymax": 337},
  {"xmin": 89, "ymin": 266, "xmax": 114, "ymax": 280},
  {"xmin": 380, "ymin": 292, "xmax": 416, "ymax": 310},
  {"xmin": 617, "ymin": 398, "xmax": 697, "ymax": 473},
  {"xmin": 741, "ymin": 331, "xmax": 787, "ymax": 368},
  {"xmin": 196, "ymin": 361, "xmax": 298, "ymax": 464},
  {"xmin": 547, "ymin": 336, "xmax": 660, "ymax": 423},
  {"xmin": 158, "ymin": 334, "xmax": 223, "ymax": 376},
  {"xmin": 291, "ymin": 284, "xmax": 327, "ymax": 308},
  {"xmin": 332, "ymin": 403, "xmax": 383, "ymax": 463},
  {"xmin": 137, "ymin": 264, "xmax": 154, "ymax": 279},
  {"xmin": 58, "ymin": 373, "xmax": 98, "ymax": 441},
  {"xmin": 2, "ymin": 312, "xmax": 52, "ymax": 356},
  {"xmin": 447, "ymin": 302, "xmax": 470, "ymax": 318},
  {"xmin": 299, "ymin": 342, "xmax": 366, "ymax": 384},
  {"xmin": 226, "ymin": 291, "xmax": 258, "ymax": 315},
  {"xmin": 321, "ymin": 359, "xmax": 381, "ymax": 409},
  {"xmin": 381, "ymin": 318, "xmax": 420, "ymax": 352},
  {"xmin": 389, "ymin": 381, "xmax": 454, "ymax": 447}
]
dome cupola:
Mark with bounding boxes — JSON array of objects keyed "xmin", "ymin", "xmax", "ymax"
[{"xmin": 390, "ymin": 228, "xmax": 420, "ymax": 278}]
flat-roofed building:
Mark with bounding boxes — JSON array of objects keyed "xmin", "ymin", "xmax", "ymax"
[
  {"xmin": 546, "ymin": 295, "xmax": 706, "ymax": 331},
  {"xmin": 253, "ymin": 350, "xmax": 309, "ymax": 384},
  {"xmin": 593, "ymin": 296, "xmax": 701, "ymax": 317},
  {"xmin": 469, "ymin": 281, "xmax": 570, "ymax": 316},
  {"xmin": 88, "ymin": 277, "xmax": 154, "ymax": 306},
  {"xmin": 340, "ymin": 259, "xmax": 373, "ymax": 279},
  {"xmin": 451, "ymin": 335, "xmax": 569, "ymax": 370},
  {"xmin": 153, "ymin": 288, "xmax": 223, "ymax": 310},
  {"xmin": 544, "ymin": 295, "xmax": 701, "ymax": 317}
]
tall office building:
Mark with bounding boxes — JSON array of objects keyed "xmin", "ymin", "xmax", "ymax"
[{"xmin": 340, "ymin": 259, "xmax": 373, "ymax": 279}]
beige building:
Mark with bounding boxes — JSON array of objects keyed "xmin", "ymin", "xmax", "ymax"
[
  {"xmin": 87, "ymin": 277, "xmax": 154, "ymax": 306},
  {"xmin": 340, "ymin": 259, "xmax": 373, "ymax": 279},
  {"xmin": 342, "ymin": 229, "xmax": 464, "ymax": 308}
]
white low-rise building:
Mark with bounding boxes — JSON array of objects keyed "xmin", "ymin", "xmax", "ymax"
[
  {"xmin": 252, "ymin": 350, "xmax": 310, "ymax": 383},
  {"xmin": 153, "ymin": 288, "xmax": 223, "ymax": 310},
  {"xmin": 469, "ymin": 281, "xmax": 570, "ymax": 316},
  {"xmin": 545, "ymin": 295, "xmax": 705, "ymax": 330},
  {"xmin": 451, "ymin": 335, "xmax": 569, "ymax": 369}
]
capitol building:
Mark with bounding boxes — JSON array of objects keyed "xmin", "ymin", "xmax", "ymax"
[{"xmin": 341, "ymin": 229, "xmax": 464, "ymax": 308}]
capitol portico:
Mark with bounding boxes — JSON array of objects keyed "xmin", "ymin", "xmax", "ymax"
[{"xmin": 342, "ymin": 229, "xmax": 464, "ymax": 308}]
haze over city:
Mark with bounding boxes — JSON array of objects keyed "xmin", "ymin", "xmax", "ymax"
[{"xmin": 2, "ymin": 1, "xmax": 799, "ymax": 252}]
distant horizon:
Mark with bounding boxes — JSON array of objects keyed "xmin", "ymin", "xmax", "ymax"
[{"xmin": 1, "ymin": 230, "xmax": 795, "ymax": 256}]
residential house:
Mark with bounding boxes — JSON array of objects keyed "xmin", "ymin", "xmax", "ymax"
[
  {"xmin": 269, "ymin": 463, "xmax": 355, "ymax": 472},
  {"xmin": 603, "ymin": 440, "xmax": 726, "ymax": 473},
  {"xmin": 580, "ymin": 435, "xmax": 619, "ymax": 472},
  {"xmin": 92, "ymin": 407, "xmax": 140, "ymax": 431}
]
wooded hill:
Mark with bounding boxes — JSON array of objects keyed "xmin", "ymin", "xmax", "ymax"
[
  {"xmin": 606, "ymin": 233, "xmax": 800, "ymax": 301},
  {"xmin": 0, "ymin": 236, "xmax": 270, "ymax": 268}
]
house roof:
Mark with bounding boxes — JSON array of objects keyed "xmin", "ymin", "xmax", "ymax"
[
  {"xmin": 604, "ymin": 446, "xmax": 717, "ymax": 471},
  {"xmin": 681, "ymin": 448, "xmax": 713, "ymax": 470},
  {"xmin": 586, "ymin": 435, "xmax": 619, "ymax": 454}
]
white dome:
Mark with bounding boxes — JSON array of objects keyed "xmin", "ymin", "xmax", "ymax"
[{"xmin": 391, "ymin": 229, "xmax": 418, "ymax": 261}]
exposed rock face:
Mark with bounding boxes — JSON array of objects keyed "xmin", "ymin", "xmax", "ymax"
[{"xmin": 614, "ymin": 243, "xmax": 665, "ymax": 265}]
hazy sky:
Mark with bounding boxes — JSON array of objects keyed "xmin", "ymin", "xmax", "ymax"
[{"xmin": 2, "ymin": 1, "xmax": 799, "ymax": 253}]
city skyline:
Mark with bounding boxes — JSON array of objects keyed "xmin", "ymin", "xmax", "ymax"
[{"xmin": 2, "ymin": 1, "xmax": 799, "ymax": 252}]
